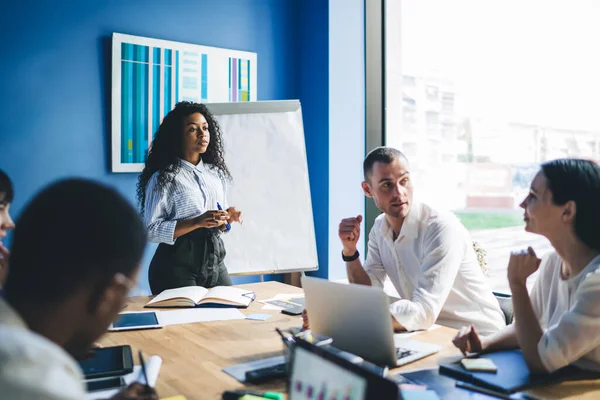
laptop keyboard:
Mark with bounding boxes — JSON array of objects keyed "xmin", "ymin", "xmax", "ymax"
[{"xmin": 396, "ymin": 347, "xmax": 417, "ymax": 360}]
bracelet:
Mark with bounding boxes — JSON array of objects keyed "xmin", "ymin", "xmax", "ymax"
[{"xmin": 342, "ymin": 250, "xmax": 360, "ymax": 262}]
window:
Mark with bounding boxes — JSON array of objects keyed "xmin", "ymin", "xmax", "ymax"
[
  {"xmin": 441, "ymin": 92, "xmax": 454, "ymax": 114},
  {"xmin": 441, "ymin": 120, "xmax": 454, "ymax": 139},
  {"xmin": 403, "ymin": 75, "xmax": 417, "ymax": 87},
  {"xmin": 403, "ymin": 106, "xmax": 416, "ymax": 132},
  {"xmin": 425, "ymin": 85, "xmax": 439, "ymax": 102},
  {"xmin": 384, "ymin": 0, "xmax": 600, "ymax": 293},
  {"xmin": 425, "ymin": 111, "xmax": 439, "ymax": 136}
]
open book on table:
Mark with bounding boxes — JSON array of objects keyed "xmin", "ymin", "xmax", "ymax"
[{"xmin": 144, "ymin": 286, "xmax": 256, "ymax": 308}]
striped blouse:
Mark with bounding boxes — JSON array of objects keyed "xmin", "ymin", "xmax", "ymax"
[{"xmin": 144, "ymin": 158, "xmax": 228, "ymax": 245}]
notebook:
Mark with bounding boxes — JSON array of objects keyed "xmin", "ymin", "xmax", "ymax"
[
  {"xmin": 439, "ymin": 350, "xmax": 600, "ymax": 394},
  {"xmin": 144, "ymin": 286, "xmax": 255, "ymax": 308}
]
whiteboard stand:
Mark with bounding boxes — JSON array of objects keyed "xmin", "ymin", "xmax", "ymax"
[{"xmin": 209, "ymin": 100, "xmax": 319, "ymax": 277}]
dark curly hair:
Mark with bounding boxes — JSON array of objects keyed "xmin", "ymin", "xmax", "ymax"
[
  {"xmin": 137, "ymin": 102, "xmax": 232, "ymax": 215},
  {"xmin": 0, "ymin": 168, "xmax": 14, "ymax": 204}
]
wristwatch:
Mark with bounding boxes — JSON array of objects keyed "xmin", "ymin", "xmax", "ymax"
[{"xmin": 342, "ymin": 250, "xmax": 360, "ymax": 262}]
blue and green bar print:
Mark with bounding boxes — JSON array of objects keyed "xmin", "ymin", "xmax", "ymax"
[
  {"xmin": 228, "ymin": 57, "xmax": 251, "ymax": 102},
  {"xmin": 120, "ymin": 43, "xmax": 209, "ymax": 164}
]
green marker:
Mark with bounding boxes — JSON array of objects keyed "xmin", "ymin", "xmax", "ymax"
[{"xmin": 262, "ymin": 393, "xmax": 284, "ymax": 400}]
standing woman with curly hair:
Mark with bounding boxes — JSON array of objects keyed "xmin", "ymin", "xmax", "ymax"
[
  {"xmin": 0, "ymin": 169, "xmax": 16, "ymax": 288},
  {"xmin": 137, "ymin": 102, "xmax": 242, "ymax": 294}
]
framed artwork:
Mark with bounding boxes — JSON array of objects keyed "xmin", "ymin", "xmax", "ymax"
[{"xmin": 111, "ymin": 33, "xmax": 257, "ymax": 172}]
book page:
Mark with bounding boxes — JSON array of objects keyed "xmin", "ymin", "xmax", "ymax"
[
  {"xmin": 146, "ymin": 286, "xmax": 209, "ymax": 306},
  {"xmin": 203, "ymin": 286, "xmax": 252, "ymax": 304}
]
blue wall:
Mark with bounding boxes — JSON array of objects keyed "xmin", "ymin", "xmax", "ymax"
[
  {"xmin": 0, "ymin": 0, "xmax": 306, "ymax": 292},
  {"xmin": 298, "ymin": 0, "xmax": 330, "ymax": 279}
]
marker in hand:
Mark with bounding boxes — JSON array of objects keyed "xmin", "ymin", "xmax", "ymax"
[{"xmin": 217, "ymin": 202, "xmax": 231, "ymax": 231}]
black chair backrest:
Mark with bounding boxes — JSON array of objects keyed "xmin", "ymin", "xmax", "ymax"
[{"xmin": 493, "ymin": 292, "xmax": 514, "ymax": 325}]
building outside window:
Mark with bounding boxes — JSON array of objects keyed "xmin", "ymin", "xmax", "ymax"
[{"xmin": 384, "ymin": 0, "xmax": 600, "ymax": 292}]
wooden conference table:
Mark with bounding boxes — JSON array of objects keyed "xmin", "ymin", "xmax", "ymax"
[{"xmin": 99, "ymin": 282, "xmax": 600, "ymax": 400}]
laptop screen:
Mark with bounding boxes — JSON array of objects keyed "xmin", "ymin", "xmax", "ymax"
[{"xmin": 290, "ymin": 345, "xmax": 368, "ymax": 400}]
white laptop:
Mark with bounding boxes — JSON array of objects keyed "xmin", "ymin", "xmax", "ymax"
[{"xmin": 302, "ymin": 276, "xmax": 441, "ymax": 368}]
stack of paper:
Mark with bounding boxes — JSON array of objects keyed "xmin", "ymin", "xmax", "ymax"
[
  {"xmin": 160, "ymin": 308, "xmax": 245, "ymax": 326},
  {"xmin": 259, "ymin": 293, "xmax": 305, "ymax": 310}
]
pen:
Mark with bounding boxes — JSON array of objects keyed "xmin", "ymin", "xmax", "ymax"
[
  {"xmin": 216, "ymin": 202, "xmax": 231, "ymax": 231},
  {"xmin": 455, "ymin": 381, "xmax": 510, "ymax": 399},
  {"xmin": 138, "ymin": 350, "xmax": 151, "ymax": 391},
  {"xmin": 455, "ymin": 381, "xmax": 539, "ymax": 400},
  {"xmin": 274, "ymin": 327, "xmax": 295, "ymax": 348}
]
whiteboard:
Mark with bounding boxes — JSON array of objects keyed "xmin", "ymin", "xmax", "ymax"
[{"xmin": 209, "ymin": 101, "xmax": 318, "ymax": 275}]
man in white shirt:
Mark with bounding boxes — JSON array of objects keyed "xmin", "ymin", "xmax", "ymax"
[
  {"xmin": 0, "ymin": 179, "xmax": 158, "ymax": 400},
  {"xmin": 339, "ymin": 147, "xmax": 505, "ymax": 335}
]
